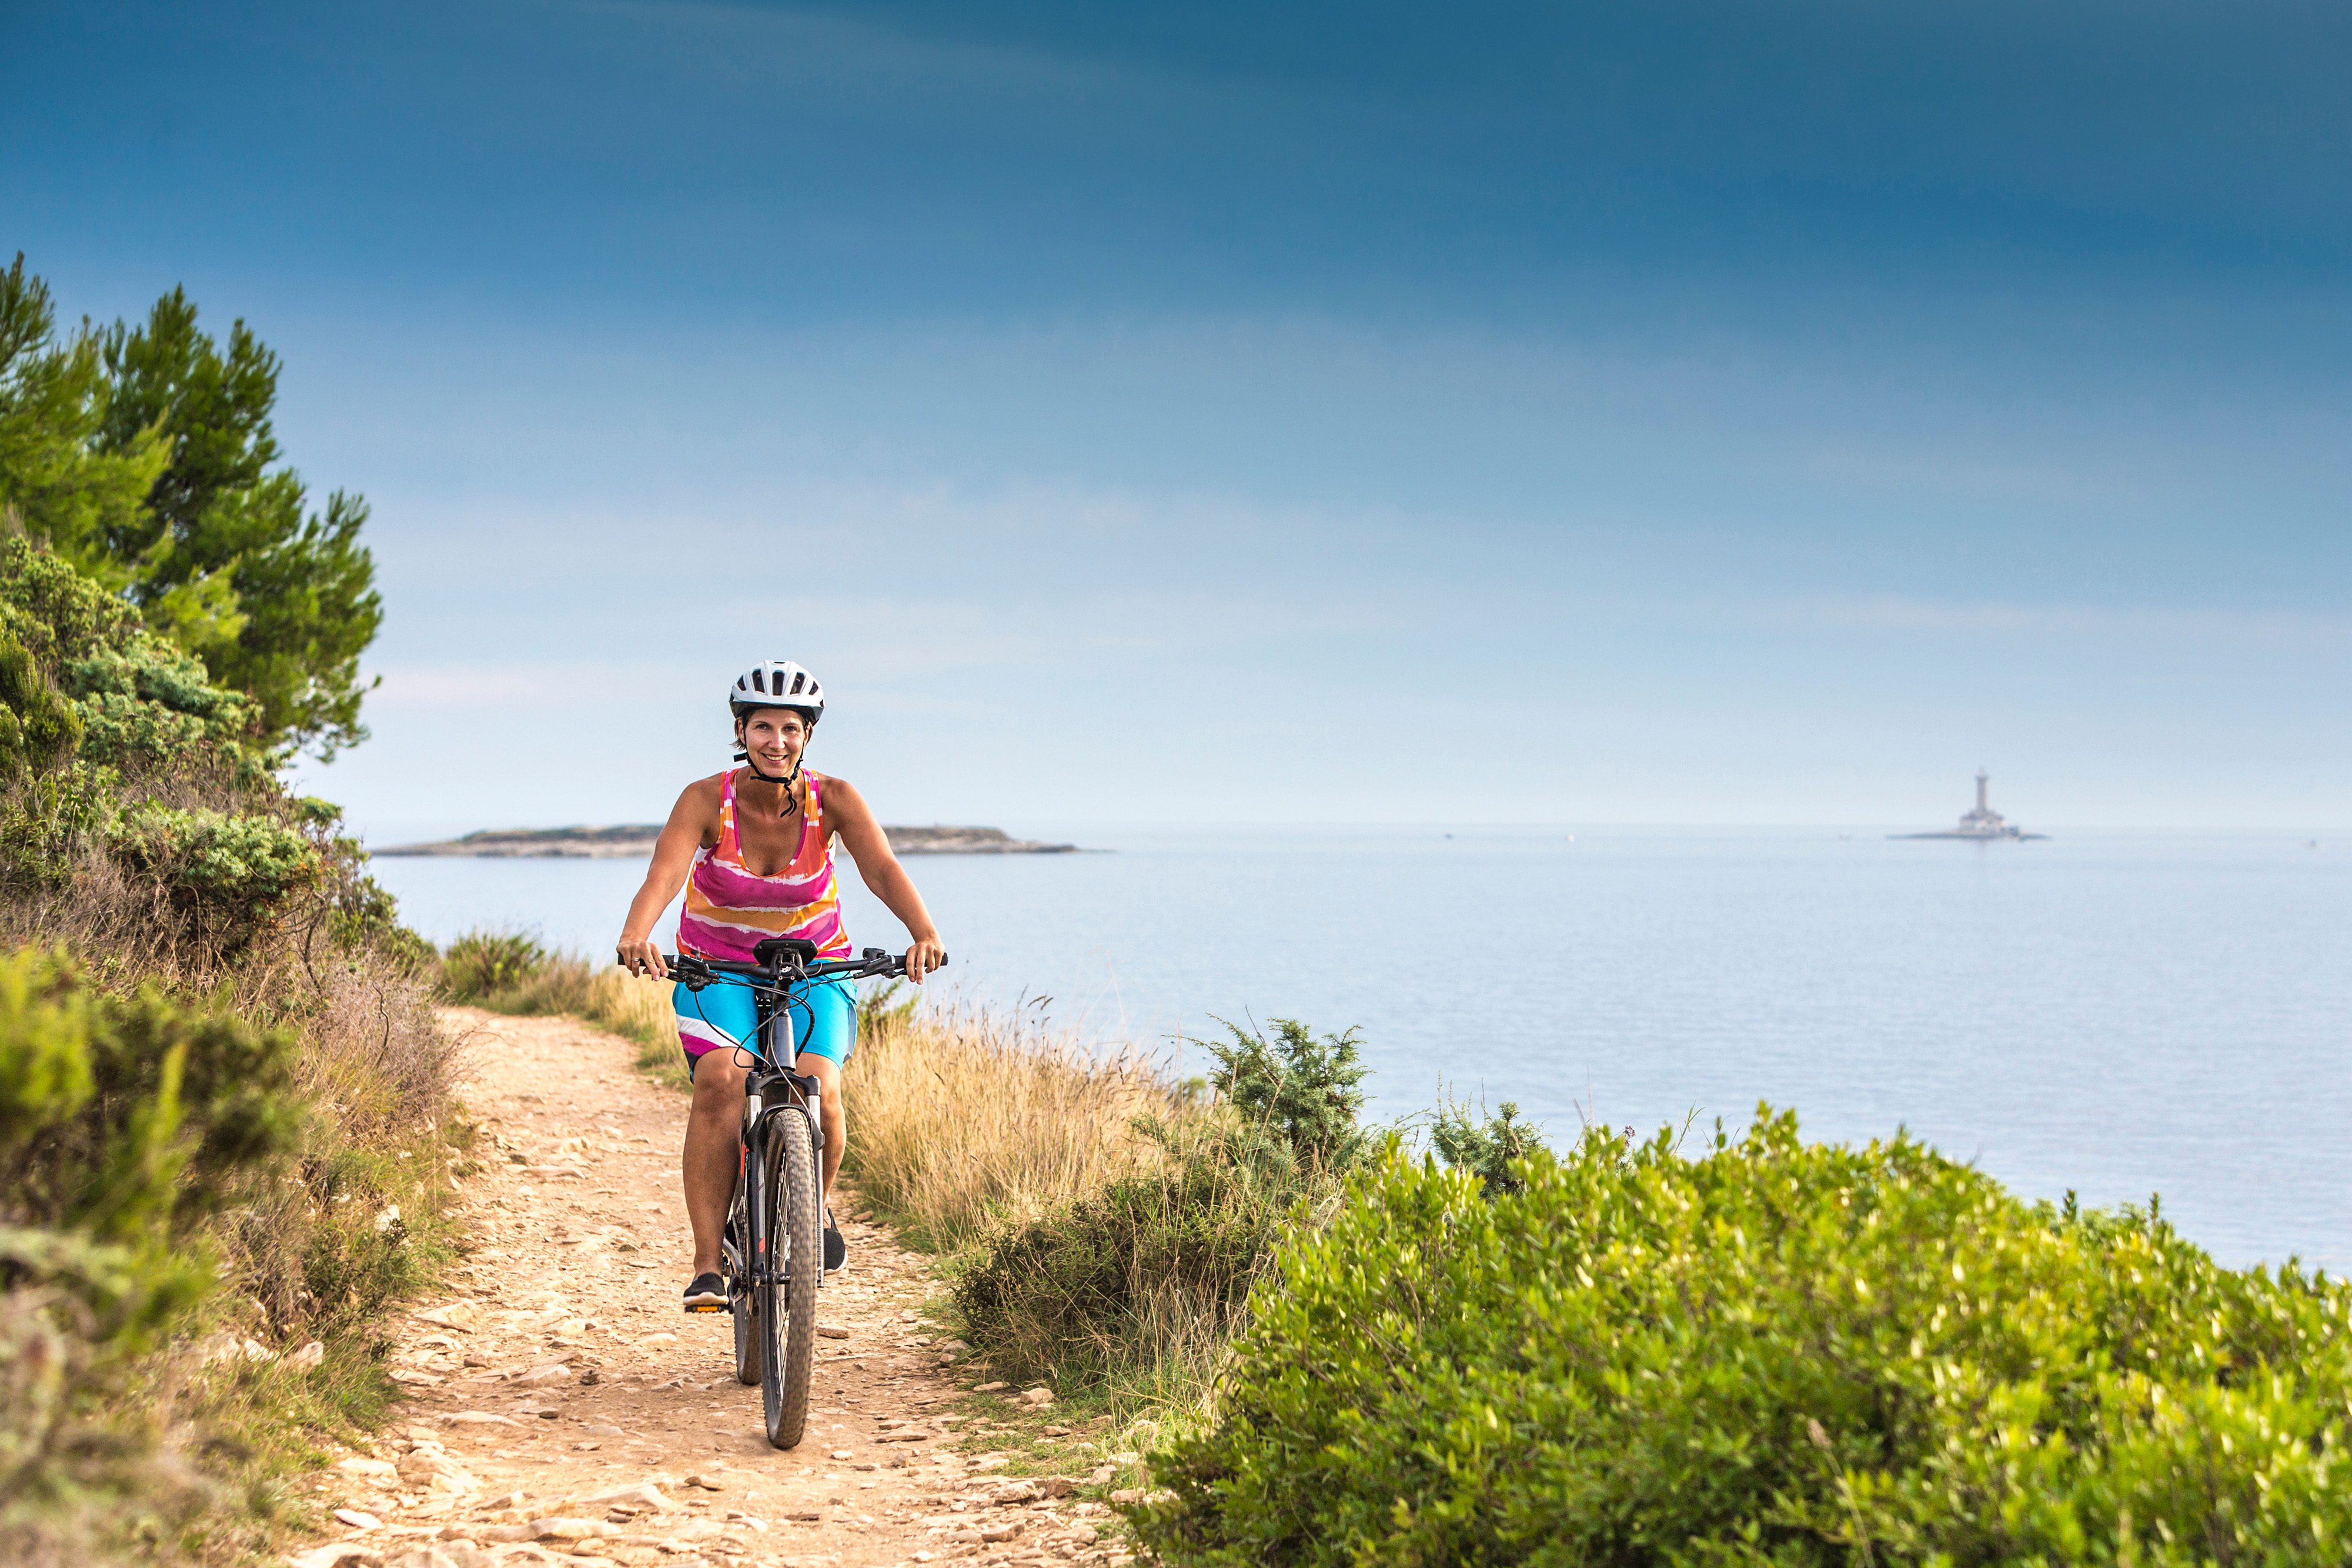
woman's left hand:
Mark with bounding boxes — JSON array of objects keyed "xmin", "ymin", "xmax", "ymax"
[{"xmin": 904, "ymin": 935, "xmax": 946, "ymax": 983}]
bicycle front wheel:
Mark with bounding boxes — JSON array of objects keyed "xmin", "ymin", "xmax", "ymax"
[{"xmin": 759, "ymin": 1108, "xmax": 821, "ymax": 1447}]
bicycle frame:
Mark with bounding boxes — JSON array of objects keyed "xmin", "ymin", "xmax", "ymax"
[
  {"xmin": 657, "ymin": 941, "xmax": 943, "ymax": 1446},
  {"xmin": 666, "ymin": 942, "xmax": 934, "ymax": 1297},
  {"xmin": 740, "ymin": 972, "xmax": 824, "ymax": 1301}
]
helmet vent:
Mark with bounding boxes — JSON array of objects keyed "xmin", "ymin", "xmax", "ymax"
[{"xmin": 789, "ymin": 671, "xmax": 806, "ymax": 694}]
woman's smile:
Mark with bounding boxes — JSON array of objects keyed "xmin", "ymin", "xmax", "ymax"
[{"xmin": 740, "ymin": 710, "xmax": 810, "ymax": 771}]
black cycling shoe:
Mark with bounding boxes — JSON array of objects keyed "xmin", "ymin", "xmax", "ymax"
[
  {"xmin": 682, "ymin": 1272, "xmax": 727, "ymax": 1313},
  {"xmin": 824, "ymin": 1209, "xmax": 847, "ymax": 1273}
]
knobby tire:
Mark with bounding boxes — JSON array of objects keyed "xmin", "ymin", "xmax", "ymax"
[{"xmin": 760, "ymin": 1108, "xmax": 821, "ymax": 1447}]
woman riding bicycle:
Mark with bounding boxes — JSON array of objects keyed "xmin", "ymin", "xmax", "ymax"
[{"xmin": 616, "ymin": 660, "xmax": 946, "ymax": 1312}]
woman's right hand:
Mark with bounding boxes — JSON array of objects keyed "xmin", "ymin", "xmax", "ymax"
[{"xmin": 616, "ymin": 934, "xmax": 667, "ymax": 979}]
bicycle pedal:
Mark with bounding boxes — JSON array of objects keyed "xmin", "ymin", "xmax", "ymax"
[{"xmin": 683, "ymin": 1302, "xmax": 727, "ymax": 1314}]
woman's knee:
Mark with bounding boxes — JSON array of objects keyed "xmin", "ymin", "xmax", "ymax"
[
  {"xmin": 689, "ymin": 1054, "xmax": 746, "ymax": 1113},
  {"xmin": 801, "ymin": 1058, "xmax": 846, "ymax": 1114}
]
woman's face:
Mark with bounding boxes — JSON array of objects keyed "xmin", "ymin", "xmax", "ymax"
[{"xmin": 737, "ymin": 708, "xmax": 811, "ymax": 774}]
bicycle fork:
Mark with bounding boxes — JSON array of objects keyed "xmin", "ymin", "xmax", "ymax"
[{"xmin": 741, "ymin": 1083, "xmax": 826, "ymax": 1293}]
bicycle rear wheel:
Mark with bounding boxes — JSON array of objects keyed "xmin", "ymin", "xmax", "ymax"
[{"xmin": 759, "ymin": 1108, "xmax": 821, "ymax": 1447}]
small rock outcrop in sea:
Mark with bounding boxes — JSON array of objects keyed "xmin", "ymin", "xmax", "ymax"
[
  {"xmin": 1889, "ymin": 770, "xmax": 2048, "ymax": 841},
  {"xmin": 375, "ymin": 824, "xmax": 1081, "ymax": 857}
]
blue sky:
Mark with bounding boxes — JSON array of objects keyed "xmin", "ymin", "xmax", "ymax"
[{"xmin": 6, "ymin": 0, "xmax": 2347, "ymax": 835}]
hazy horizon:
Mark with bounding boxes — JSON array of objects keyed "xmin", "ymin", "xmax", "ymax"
[{"xmin": 358, "ymin": 816, "xmax": 2336, "ymax": 848}]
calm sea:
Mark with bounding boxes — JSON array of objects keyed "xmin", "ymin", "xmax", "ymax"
[{"xmin": 369, "ymin": 826, "xmax": 2352, "ymax": 1271}]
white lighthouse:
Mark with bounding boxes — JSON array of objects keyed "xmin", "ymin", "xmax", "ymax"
[
  {"xmin": 1957, "ymin": 768, "xmax": 2004, "ymax": 834},
  {"xmin": 1892, "ymin": 770, "xmax": 2046, "ymax": 841}
]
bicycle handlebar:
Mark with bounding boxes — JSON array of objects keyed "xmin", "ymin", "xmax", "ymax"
[{"xmin": 648, "ymin": 947, "xmax": 946, "ymax": 990}]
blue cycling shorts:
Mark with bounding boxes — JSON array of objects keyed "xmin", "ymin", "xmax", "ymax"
[{"xmin": 674, "ymin": 974, "xmax": 857, "ymax": 1076}]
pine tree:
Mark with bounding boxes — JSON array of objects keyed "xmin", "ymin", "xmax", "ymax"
[
  {"xmin": 93, "ymin": 287, "xmax": 382, "ymax": 758},
  {"xmin": 0, "ymin": 257, "xmax": 383, "ymax": 760},
  {"xmin": 0, "ymin": 256, "xmax": 170, "ymax": 592}
]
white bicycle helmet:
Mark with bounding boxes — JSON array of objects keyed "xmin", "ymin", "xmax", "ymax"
[{"xmin": 729, "ymin": 660, "xmax": 825, "ymax": 718}]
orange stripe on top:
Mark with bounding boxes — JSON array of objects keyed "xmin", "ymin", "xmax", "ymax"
[{"xmin": 676, "ymin": 768, "xmax": 851, "ymax": 962}]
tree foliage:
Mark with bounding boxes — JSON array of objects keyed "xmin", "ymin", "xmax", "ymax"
[
  {"xmin": 0, "ymin": 256, "xmax": 380, "ymax": 758},
  {"xmin": 0, "ymin": 535, "xmax": 377, "ymax": 963},
  {"xmin": 0, "ymin": 259, "xmax": 170, "ymax": 597}
]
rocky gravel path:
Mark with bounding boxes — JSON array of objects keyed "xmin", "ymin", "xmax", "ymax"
[{"xmin": 290, "ymin": 1007, "xmax": 1132, "ymax": 1568}]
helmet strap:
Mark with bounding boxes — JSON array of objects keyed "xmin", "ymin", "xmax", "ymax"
[{"xmin": 733, "ymin": 757, "xmax": 804, "ymax": 817}]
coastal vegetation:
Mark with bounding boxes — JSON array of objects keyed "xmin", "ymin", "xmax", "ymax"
[
  {"xmin": 830, "ymin": 992, "xmax": 1178, "ymax": 1253},
  {"xmin": 0, "ymin": 255, "xmax": 443, "ymax": 1564},
  {"xmin": 816, "ymin": 994, "xmax": 2352, "ymax": 1564},
  {"xmin": 1138, "ymin": 1113, "xmax": 2352, "ymax": 1566}
]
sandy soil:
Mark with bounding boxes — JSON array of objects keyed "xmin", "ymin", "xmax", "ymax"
[{"xmin": 293, "ymin": 1007, "xmax": 1133, "ymax": 1568}]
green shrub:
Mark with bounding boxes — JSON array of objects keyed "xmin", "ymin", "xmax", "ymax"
[
  {"xmin": 0, "ymin": 624, "xmax": 84, "ymax": 778},
  {"xmin": 0, "ymin": 537, "xmax": 143, "ymax": 673},
  {"xmin": 0, "ymin": 263, "xmax": 442, "ymax": 1564},
  {"xmin": 0, "ymin": 947, "xmax": 313, "ymax": 1554},
  {"xmin": 1141, "ymin": 1109, "xmax": 2352, "ymax": 1567},
  {"xmin": 1429, "ymin": 1096, "xmax": 1546, "ymax": 1194},
  {"xmin": 112, "ymin": 804, "xmax": 319, "ymax": 955},
  {"xmin": 0, "ymin": 947, "xmax": 300, "ymax": 1297},
  {"xmin": 65, "ymin": 639, "xmax": 265, "ymax": 783},
  {"xmin": 437, "ymin": 928, "xmax": 562, "ymax": 1005},
  {"xmin": 951, "ymin": 1138, "xmax": 1291, "ymax": 1383}
]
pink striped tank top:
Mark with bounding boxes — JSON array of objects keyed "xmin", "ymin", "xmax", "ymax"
[{"xmin": 676, "ymin": 769, "xmax": 851, "ymax": 963}]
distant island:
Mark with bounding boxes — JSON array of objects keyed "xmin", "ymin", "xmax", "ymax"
[
  {"xmin": 1890, "ymin": 770, "xmax": 2048, "ymax": 841},
  {"xmin": 374, "ymin": 824, "xmax": 1081, "ymax": 857}
]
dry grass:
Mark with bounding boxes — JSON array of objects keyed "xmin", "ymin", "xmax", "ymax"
[
  {"xmin": 839, "ymin": 1002, "xmax": 1187, "ymax": 1252},
  {"xmin": 586, "ymin": 968, "xmax": 688, "ymax": 1089}
]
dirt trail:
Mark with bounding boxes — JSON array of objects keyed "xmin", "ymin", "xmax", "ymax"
[{"xmin": 297, "ymin": 1007, "xmax": 1128, "ymax": 1568}]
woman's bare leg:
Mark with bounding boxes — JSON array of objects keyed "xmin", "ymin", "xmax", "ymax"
[
  {"xmin": 799, "ymin": 1053, "xmax": 846, "ymax": 1195},
  {"xmin": 683, "ymin": 1048, "xmax": 751, "ymax": 1278}
]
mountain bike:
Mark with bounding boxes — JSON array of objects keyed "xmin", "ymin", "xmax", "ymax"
[{"xmin": 663, "ymin": 938, "xmax": 944, "ymax": 1449}]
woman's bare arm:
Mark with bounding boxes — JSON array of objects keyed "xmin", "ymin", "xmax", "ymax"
[
  {"xmin": 616, "ymin": 780, "xmax": 719, "ymax": 979},
  {"xmin": 824, "ymin": 777, "xmax": 946, "ymax": 982}
]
